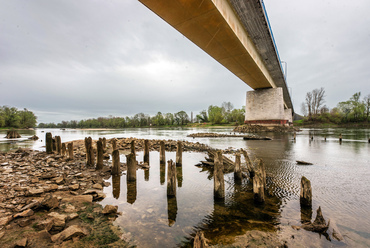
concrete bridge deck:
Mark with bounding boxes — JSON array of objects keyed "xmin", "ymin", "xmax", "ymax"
[{"xmin": 138, "ymin": 0, "xmax": 293, "ymax": 112}]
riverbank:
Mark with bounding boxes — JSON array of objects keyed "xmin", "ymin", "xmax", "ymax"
[{"xmin": 294, "ymin": 120, "xmax": 370, "ymax": 128}]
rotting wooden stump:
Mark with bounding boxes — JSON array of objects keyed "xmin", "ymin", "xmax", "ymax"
[
  {"xmin": 112, "ymin": 150, "xmax": 120, "ymax": 176},
  {"xmin": 61, "ymin": 143, "xmax": 66, "ymax": 157},
  {"xmin": 339, "ymin": 133, "xmax": 342, "ymax": 143},
  {"xmin": 160, "ymin": 141, "xmax": 166, "ymax": 164},
  {"xmin": 214, "ymin": 151, "xmax": 225, "ymax": 199},
  {"xmin": 5, "ymin": 130, "xmax": 21, "ymax": 139},
  {"xmin": 253, "ymin": 170, "xmax": 265, "ymax": 203},
  {"xmin": 255, "ymin": 159, "xmax": 266, "ymax": 188},
  {"xmin": 144, "ymin": 139, "xmax": 150, "ymax": 164},
  {"xmin": 55, "ymin": 136, "xmax": 62, "ymax": 154},
  {"xmin": 102, "ymin": 137, "xmax": 107, "ymax": 150},
  {"xmin": 167, "ymin": 160, "xmax": 176, "ymax": 197},
  {"xmin": 96, "ymin": 139, "xmax": 104, "ymax": 170},
  {"xmin": 300, "ymin": 176, "xmax": 312, "ymax": 208},
  {"xmin": 241, "ymin": 149, "xmax": 255, "ymax": 178},
  {"xmin": 297, "ymin": 160, "xmax": 313, "ymax": 165},
  {"xmin": 208, "ymin": 150, "xmax": 234, "ymax": 173},
  {"xmin": 302, "ymin": 206, "xmax": 330, "ymax": 233},
  {"xmin": 234, "ymin": 152, "xmax": 242, "ymax": 181},
  {"xmin": 84, "ymin": 137, "xmax": 95, "ymax": 167},
  {"xmin": 126, "ymin": 153, "xmax": 137, "ymax": 182},
  {"xmin": 131, "ymin": 140, "xmax": 136, "ymax": 155},
  {"xmin": 112, "ymin": 138, "xmax": 117, "ymax": 151},
  {"xmin": 67, "ymin": 142, "xmax": 73, "ymax": 160},
  {"xmin": 176, "ymin": 141, "xmax": 182, "ymax": 166},
  {"xmin": 45, "ymin": 132, "xmax": 53, "ymax": 154},
  {"xmin": 193, "ymin": 230, "xmax": 208, "ymax": 248}
]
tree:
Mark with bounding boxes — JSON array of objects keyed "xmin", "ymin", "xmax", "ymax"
[
  {"xmin": 364, "ymin": 94, "xmax": 370, "ymax": 121},
  {"xmin": 208, "ymin": 105, "xmax": 224, "ymax": 124},
  {"xmin": 174, "ymin": 111, "xmax": 189, "ymax": 125},
  {"xmin": 196, "ymin": 110, "xmax": 208, "ymax": 123},
  {"xmin": 304, "ymin": 88, "xmax": 325, "ymax": 118}
]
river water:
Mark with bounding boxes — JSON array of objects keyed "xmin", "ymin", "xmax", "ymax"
[{"xmin": 0, "ymin": 127, "xmax": 369, "ymax": 247}]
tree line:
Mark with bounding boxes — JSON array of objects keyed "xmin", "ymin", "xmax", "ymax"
[
  {"xmin": 301, "ymin": 88, "xmax": 370, "ymax": 123},
  {"xmin": 0, "ymin": 106, "xmax": 37, "ymax": 128},
  {"xmin": 38, "ymin": 102, "xmax": 245, "ymax": 129}
]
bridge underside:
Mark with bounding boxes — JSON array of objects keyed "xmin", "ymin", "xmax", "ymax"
[{"xmin": 138, "ymin": 0, "xmax": 294, "ymax": 124}]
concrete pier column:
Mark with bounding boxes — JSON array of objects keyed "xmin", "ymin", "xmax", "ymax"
[{"xmin": 245, "ymin": 88, "xmax": 291, "ymax": 126}]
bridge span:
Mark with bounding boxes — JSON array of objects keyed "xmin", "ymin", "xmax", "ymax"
[{"xmin": 138, "ymin": 0, "xmax": 294, "ymax": 125}]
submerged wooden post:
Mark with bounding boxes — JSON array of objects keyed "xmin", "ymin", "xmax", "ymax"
[
  {"xmin": 339, "ymin": 133, "xmax": 342, "ymax": 142},
  {"xmin": 67, "ymin": 142, "xmax": 73, "ymax": 160},
  {"xmin": 324, "ymin": 136, "xmax": 327, "ymax": 141},
  {"xmin": 112, "ymin": 138, "xmax": 117, "ymax": 151},
  {"xmin": 234, "ymin": 152, "xmax": 242, "ymax": 181},
  {"xmin": 167, "ymin": 160, "xmax": 176, "ymax": 197},
  {"xmin": 368, "ymin": 138, "xmax": 370, "ymax": 143},
  {"xmin": 256, "ymin": 159, "xmax": 266, "ymax": 188},
  {"xmin": 176, "ymin": 141, "xmax": 182, "ymax": 166},
  {"xmin": 61, "ymin": 143, "xmax": 66, "ymax": 157},
  {"xmin": 144, "ymin": 139, "xmax": 150, "ymax": 164},
  {"xmin": 112, "ymin": 150, "xmax": 120, "ymax": 175},
  {"xmin": 96, "ymin": 139, "xmax": 104, "ymax": 170},
  {"xmin": 241, "ymin": 149, "xmax": 255, "ymax": 178},
  {"xmin": 84, "ymin": 137, "xmax": 94, "ymax": 167},
  {"xmin": 253, "ymin": 171, "xmax": 265, "ymax": 203},
  {"xmin": 45, "ymin": 132, "xmax": 53, "ymax": 154},
  {"xmin": 214, "ymin": 150, "xmax": 225, "ymax": 199},
  {"xmin": 126, "ymin": 153, "xmax": 137, "ymax": 182},
  {"xmin": 130, "ymin": 140, "xmax": 136, "ymax": 156},
  {"xmin": 160, "ymin": 141, "xmax": 165, "ymax": 164},
  {"xmin": 300, "ymin": 176, "xmax": 312, "ymax": 207},
  {"xmin": 293, "ymin": 132, "xmax": 296, "ymax": 141}
]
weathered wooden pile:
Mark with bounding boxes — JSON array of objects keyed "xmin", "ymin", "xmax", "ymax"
[{"xmin": 5, "ymin": 130, "xmax": 21, "ymax": 139}]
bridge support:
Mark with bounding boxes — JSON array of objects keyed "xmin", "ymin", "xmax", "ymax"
[{"xmin": 245, "ymin": 88, "xmax": 292, "ymax": 126}]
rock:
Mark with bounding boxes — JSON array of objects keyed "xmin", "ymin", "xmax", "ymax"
[
  {"xmin": 102, "ymin": 205, "xmax": 118, "ymax": 215},
  {"xmin": 27, "ymin": 188, "xmax": 44, "ymax": 196},
  {"xmin": 68, "ymin": 213, "xmax": 79, "ymax": 220},
  {"xmin": 14, "ymin": 209, "xmax": 34, "ymax": 218},
  {"xmin": 18, "ymin": 217, "xmax": 35, "ymax": 227},
  {"xmin": 92, "ymin": 183, "xmax": 103, "ymax": 190},
  {"xmin": 69, "ymin": 184, "xmax": 79, "ymax": 191},
  {"xmin": 48, "ymin": 212, "xmax": 67, "ymax": 230},
  {"xmin": 29, "ymin": 135, "xmax": 39, "ymax": 140},
  {"xmin": 0, "ymin": 215, "xmax": 13, "ymax": 226},
  {"xmin": 82, "ymin": 189, "xmax": 106, "ymax": 200},
  {"xmin": 14, "ymin": 237, "xmax": 27, "ymax": 247},
  {"xmin": 63, "ymin": 204, "xmax": 76, "ymax": 213},
  {"xmin": 36, "ymin": 219, "xmax": 54, "ymax": 231},
  {"xmin": 41, "ymin": 172, "xmax": 57, "ymax": 179},
  {"xmin": 44, "ymin": 184, "xmax": 58, "ymax": 192},
  {"xmin": 62, "ymin": 195, "xmax": 93, "ymax": 204},
  {"xmin": 41, "ymin": 194, "xmax": 59, "ymax": 209},
  {"xmin": 19, "ymin": 200, "xmax": 40, "ymax": 212},
  {"xmin": 51, "ymin": 225, "xmax": 87, "ymax": 243},
  {"xmin": 55, "ymin": 177, "xmax": 65, "ymax": 185}
]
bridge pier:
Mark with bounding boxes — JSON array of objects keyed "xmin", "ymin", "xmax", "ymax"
[{"xmin": 245, "ymin": 88, "xmax": 292, "ymax": 126}]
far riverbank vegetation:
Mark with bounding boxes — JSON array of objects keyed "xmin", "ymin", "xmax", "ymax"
[
  {"xmin": 38, "ymin": 102, "xmax": 245, "ymax": 129},
  {"xmin": 297, "ymin": 88, "xmax": 370, "ymax": 127},
  {"xmin": 0, "ymin": 106, "xmax": 37, "ymax": 129}
]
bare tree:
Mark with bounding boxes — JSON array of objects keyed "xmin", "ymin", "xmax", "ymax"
[
  {"xmin": 304, "ymin": 88, "xmax": 325, "ymax": 118},
  {"xmin": 305, "ymin": 91, "xmax": 313, "ymax": 118},
  {"xmin": 364, "ymin": 94, "xmax": 370, "ymax": 121},
  {"xmin": 300, "ymin": 102, "xmax": 307, "ymax": 116}
]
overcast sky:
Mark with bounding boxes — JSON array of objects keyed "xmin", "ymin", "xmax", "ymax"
[{"xmin": 1, "ymin": 0, "xmax": 370, "ymax": 123}]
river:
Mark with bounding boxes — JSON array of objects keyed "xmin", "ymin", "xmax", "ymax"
[{"xmin": 1, "ymin": 127, "xmax": 369, "ymax": 247}]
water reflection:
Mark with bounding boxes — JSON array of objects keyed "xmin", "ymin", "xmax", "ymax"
[
  {"xmin": 127, "ymin": 180, "xmax": 137, "ymax": 204},
  {"xmin": 112, "ymin": 175, "xmax": 121, "ymax": 199},
  {"xmin": 176, "ymin": 166, "xmax": 183, "ymax": 187},
  {"xmin": 160, "ymin": 162, "xmax": 165, "ymax": 185},
  {"xmin": 144, "ymin": 168, "xmax": 150, "ymax": 181},
  {"xmin": 167, "ymin": 196, "xmax": 178, "ymax": 227}
]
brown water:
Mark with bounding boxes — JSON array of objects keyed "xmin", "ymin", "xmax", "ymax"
[{"xmin": 1, "ymin": 127, "xmax": 369, "ymax": 247}]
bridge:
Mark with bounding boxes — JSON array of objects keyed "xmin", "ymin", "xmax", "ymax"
[{"xmin": 138, "ymin": 0, "xmax": 294, "ymax": 125}]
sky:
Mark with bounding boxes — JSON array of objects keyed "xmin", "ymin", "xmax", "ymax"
[{"xmin": 1, "ymin": 0, "xmax": 370, "ymax": 123}]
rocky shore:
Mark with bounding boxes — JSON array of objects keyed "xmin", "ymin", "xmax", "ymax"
[{"xmin": 233, "ymin": 124, "xmax": 300, "ymax": 133}]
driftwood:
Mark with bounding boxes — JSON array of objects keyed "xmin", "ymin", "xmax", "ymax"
[
  {"xmin": 208, "ymin": 150, "xmax": 235, "ymax": 172},
  {"xmin": 301, "ymin": 206, "xmax": 330, "ymax": 233},
  {"xmin": 297, "ymin": 160, "xmax": 313, "ymax": 165},
  {"xmin": 6, "ymin": 130, "xmax": 21, "ymax": 139}
]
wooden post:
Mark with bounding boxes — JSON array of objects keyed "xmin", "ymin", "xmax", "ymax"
[
  {"xmin": 160, "ymin": 141, "xmax": 165, "ymax": 164},
  {"xmin": 96, "ymin": 139, "xmax": 104, "ymax": 170},
  {"xmin": 126, "ymin": 153, "xmax": 137, "ymax": 182},
  {"xmin": 112, "ymin": 150, "xmax": 120, "ymax": 175},
  {"xmin": 241, "ymin": 149, "xmax": 255, "ymax": 178},
  {"xmin": 112, "ymin": 138, "xmax": 117, "ymax": 151},
  {"xmin": 52, "ymin": 138, "xmax": 56, "ymax": 151},
  {"xmin": 311, "ymin": 136, "xmax": 314, "ymax": 141},
  {"xmin": 193, "ymin": 231, "xmax": 208, "ymax": 248},
  {"xmin": 339, "ymin": 133, "xmax": 342, "ymax": 142},
  {"xmin": 45, "ymin": 132, "xmax": 53, "ymax": 154},
  {"xmin": 256, "ymin": 159, "xmax": 266, "ymax": 188},
  {"xmin": 102, "ymin": 137, "xmax": 106, "ymax": 151},
  {"xmin": 176, "ymin": 141, "xmax": 182, "ymax": 166},
  {"xmin": 214, "ymin": 150, "xmax": 225, "ymax": 199},
  {"xmin": 300, "ymin": 176, "xmax": 312, "ymax": 207},
  {"xmin": 234, "ymin": 152, "xmax": 242, "ymax": 181},
  {"xmin": 293, "ymin": 132, "xmax": 296, "ymax": 141},
  {"xmin": 253, "ymin": 171, "xmax": 265, "ymax": 203},
  {"xmin": 167, "ymin": 160, "xmax": 176, "ymax": 197},
  {"xmin": 56, "ymin": 136, "xmax": 62, "ymax": 154},
  {"xmin": 84, "ymin": 137, "xmax": 94, "ymax": 167},
  {"xmin": 324, "ymin": 136, "xmax": 327, "ymax": 141},
  {"xmin": 130, "ymin": 140, "xmax": 135, "ymax": 156},
  {"xmin": 67, "ymin": 142, "xmax": 73, "ymax": 160},
  {"xmin": 144, "ymin": 139, "xmax": 150, "ymax": 164},
  {"xmin": 61, "ymin": 143, "xmax": 66, "ymax": 157},
  {"xmin": 368, "ymin": 138, "xmax": 370, "ymax": 143}
]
